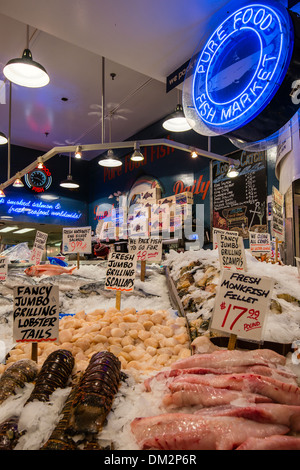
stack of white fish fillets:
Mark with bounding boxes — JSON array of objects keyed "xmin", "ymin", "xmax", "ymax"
[{"xmin": 131, "ymin": 344, "xmax": 300, "ymax": 450}]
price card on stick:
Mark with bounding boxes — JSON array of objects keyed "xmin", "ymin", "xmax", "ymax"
[
  {"xmin": 213, "ymin": 228, "xmax": 238, "ymax": 250},
  {"xmin": 13, "ymin": 285, "xmax": 59, "ymax": 362},
  {"xmin": 0, "ymin": 257, "xmax": 8, "ymax": 281},
  {"xmin": 30, "ymin": 230, "xmax": 48, "ymax": 265},
  {"xmin": 217, "ymin": 232, "xmax": 247, "ymax": 271},
  {"xmin": 105, "ymin": 252, "xmax": 137, "ymax": 310},
  {"xmin": 210, "ymin": 270, "xmax": 273, "ymax": 343},
  {"xmin": 128, "ymin": 237, "xmax": 162, "ymax": 281},
  {"xmin": 62, "ymin": 226, "xmax": 92, "ymax": 254}
]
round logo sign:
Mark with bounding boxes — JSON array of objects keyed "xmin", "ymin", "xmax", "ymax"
[
  {"xmin": 24, "ymin": 166, "xmax": 52, "ymax": 193},
  {"xmin": 186, "ymin": 1, "xmax": 295, "ymax": 138}
]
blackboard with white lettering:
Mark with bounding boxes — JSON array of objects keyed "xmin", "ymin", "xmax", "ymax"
[{"xmin": 212, "ymin": 150, "xmax": 267, "ymax": 238}]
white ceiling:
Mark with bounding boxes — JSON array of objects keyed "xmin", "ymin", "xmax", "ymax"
[{"xmin": 0, "ymin": 0, "xmax": 229, "ymax": 161}]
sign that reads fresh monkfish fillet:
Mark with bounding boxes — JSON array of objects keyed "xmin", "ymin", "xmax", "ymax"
[
  {"xmin": 211, "ymin": 270, "xmax": 273, "ymax": 342},
  {"xmin": 105, "ymin": 252, "xmax": 137, "ymax": 292}
]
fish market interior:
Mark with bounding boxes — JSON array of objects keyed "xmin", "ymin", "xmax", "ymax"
[{"xmin": 1, "ymin": 0, "xmax": 300, "ymax": 452}]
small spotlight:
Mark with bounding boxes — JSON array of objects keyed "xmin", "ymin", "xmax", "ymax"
[
  {"xmin": 191, "ymin": 150, "xmax": 198, "ymax": 159},
  {"xmin": 75, "ymin": 146, "xmax": 82, "ymax": 159}
]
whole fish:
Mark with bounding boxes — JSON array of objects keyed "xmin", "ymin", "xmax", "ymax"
[{"xmin": 24, "ymin": 264, "xmax": 77, "ymax": 277}]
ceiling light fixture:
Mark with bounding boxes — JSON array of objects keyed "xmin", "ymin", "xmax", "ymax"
[
  {"xmin": 3, "ymin": 25, "xmax": 50, "ymax": 88},
  {"xmin": 13, "ymin": 174, "xmax": 24, "ymax": 187},
  {"xmin": 98, "ymin": 148, "xmax": 122, "ymax": 167},
  {"xmin": 0, "ymin": 189, "xmax": 6, "ymax": 197},
  {"xmin": 163, "ymin": 104, "xmax": 192, "ymax": 132},
  {"xmin": 60, "ymin": 174, "xmax": 80, "ymax": 189},
  {"xmin": 98, "ymin": 112, "xmax": 122, "ymax": 167},
  {"xmin": 0, "ymin": 226, "xmax": 19, "ymax": 233},
  {"xmin": 13, "ymin": 228, "xmax": 36, "ymax": 234},
  {"xmin": 0, "ymin": 132, "xmax": 8, "ymax": 145},
  {"xmin": 131, "ymin": 142, "xmax": 144, "ymax": 162},
  {"xmin": 74, "ymin": 146, "xmax": 82, "ymax": 159},
  {"xmin": 60, "ymin": 153, "xmax": 79, "ymax": 188},
  {"xmin": 37, "ymin": 157, "xmax": 44, "ymax": 169},
  {"xmin": 226, "ymin": 162, "xmax": 239, "ymax": 178},
  {"xmin": 191, "ymin": 150, "xmax": 198, "ymax": 159}
]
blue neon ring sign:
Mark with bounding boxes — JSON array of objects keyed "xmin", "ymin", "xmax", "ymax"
[{"xmin": 191, "ymin": 2, "xmax": 294, "ymax": 136}]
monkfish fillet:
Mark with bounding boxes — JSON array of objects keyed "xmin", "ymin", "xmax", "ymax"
[
  {"xmin": 130, "ymin": 414, "xmax": 289, "ymax": 450},
  {"xmin": 144, "ymin": 364, "xmax": 296, "ymax": 392},
  {"xmin": 163, "ymin": 383, "xmax": 272, "ymax": 408},
  {"xmin": 171, "ymin": 349, "xmax": 286, "ymax": 370},
  {"xmin": 167, "ymin": 373, "xmax": 300, "ymax": 406},
  {"xmin": 195, "ymin": 403, "xmax": 300, "ymax": 432},
  {"xmin": 236, "ymin": 435, "xmax": 300, "ymax": 450}
]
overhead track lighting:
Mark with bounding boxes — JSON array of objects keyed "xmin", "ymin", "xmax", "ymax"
[
  {"xmin": 98, "ymin": 149, "xmax": 122, "ymax": 167},
  {"xmin": 74, "ymin": 146, "xmax": 82, "ymax": 159},
  {"xmin": 3, "ymin": 25, "xmax": 50, "ymax": 88},
  {"xmin": 191, "ymin": 150, "xmax": 198, "ymax": 159},
  {"xmin": 0, "ymin": 189, "xmax": 6, "ymax": 197},
  {"xmin": 131, "ymin": 142, "xmax": 144, "ymax": 162},
  {"xmin": 0, "ymin": 133, "xmax": 8, "ymax": 145}
]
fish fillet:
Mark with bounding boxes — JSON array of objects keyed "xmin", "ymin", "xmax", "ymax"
[
  {"xmin": 170, "ymin": 349, "xmax": 286, "ymax": 370},
  {"xmin": 130, "ymin": 414, "xmax": 288, "ymax": 450},
  {"xmin": 195, "ymin": 403, "xmax": 300, "ymax": 432},
  {"xmin": 168, "ymin": 373, "xmax": 300, "ymax": 406},
  {"xmin": 163, "ymin": 383, "xmax": 272, "ymax": 408},
  {"xmin": 144, "ymin": 364, "xmax": 296, "ymax": 392},
  {"xmin": 236, "ymin": 435, "xmax": 300, "ymax": 450}
]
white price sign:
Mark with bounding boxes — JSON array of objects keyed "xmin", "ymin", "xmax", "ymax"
[
  {"xmin": 128, "ymin": 237, "xmax": 163, "ymax": 263},
  {"xmin": 63, "ymin": 226, "xmax": 92, "ymax": 254},
  {"xmin": 217, "ymin": 232, "xmax": 246, "ymax": 271},
  {"xmin": 30, "ymin": 231, "xmax": 48, "ymax": 265},
  {"xmin": 0, "ymin": 257, "xmax": 8, "ymax": 281},
  {"xmin": 210, "ymin": 270, "xmax": 273, "ymax": 342}
]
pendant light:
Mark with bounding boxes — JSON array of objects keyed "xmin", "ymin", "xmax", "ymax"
[
  {"xmin": 131, "ymin": 142, "xmax": 144, "ymax": 162},
  {"xmin": 162, "ymin": 90, "xmax": 192, "ymax": 132},
  {"xmin": 0, "ymin": 189, "xmax": 6, "ymax": 197},
  {"xmin": 3, "ymin": 25, "xmax": 49, "ymax": 88},
  {"xmin": 0, "ymin": 133, "xmax": 8, "ymax": 145},
  {"xmin": 98, "ymin": 112, "xmax": 122, "ymax": 167},
  {"xmin": 60, "ymin": 153, "xmax": 79, "ymax": 188}
]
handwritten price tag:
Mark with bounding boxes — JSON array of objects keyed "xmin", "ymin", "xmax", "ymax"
[
  {"xmin": 128, "ymin": 237, "xmax": 162, "ymax": 263},
  {"xmin": 62, "ymin": 227, "xmax": 91, "ymax": 254},
  {"xmin": 211, "ymin": 270, "xmax": 273, "ymax": 342}
]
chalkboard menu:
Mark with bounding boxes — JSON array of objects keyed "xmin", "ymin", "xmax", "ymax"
[{"xmin": 212, "ymin": 150, "xmax": 267, "ymax": 238}]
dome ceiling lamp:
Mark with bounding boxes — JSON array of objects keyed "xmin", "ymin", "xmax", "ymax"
[
  {"xmin": 60, "ymin": 153, "xmax": 79, "ymax": 189},
  {"xmin": 98, "ymin": 112, "xmax": 122, "ymax": 168},
  {"xmin": 0, "ymin": 133, "xmax": 8, "ymax": 145},
  {"xmin": 162, "ymin": 89, "xmax": 192, "ymax": 132},
  {"xmin": 3, "ymin": 25, "xmax": 50, "ymax": 88},
  {"xmin": 226, "ymin": 160, "xmax": 240, "ymax": 178},
  {"xmin": 13, "ymin": 173, "xmax": 24, "ymax": 187}
]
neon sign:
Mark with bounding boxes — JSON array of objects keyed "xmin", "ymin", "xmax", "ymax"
[
  {"xmin": 190, "ymin": 1, "xmax": 295, "ymax": 137},
  {"xmin": 0, "ymin": 197, "xmax": 82, "ymax": 220}
]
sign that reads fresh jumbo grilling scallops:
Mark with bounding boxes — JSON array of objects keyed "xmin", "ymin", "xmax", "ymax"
[{"xmin": 105, "ymin": 252, "xmax": 137, "ymax": 292}]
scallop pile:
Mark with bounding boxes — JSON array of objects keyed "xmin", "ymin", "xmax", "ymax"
[{"xmin": 2, "ymin": 308, "xmax": 190, "ymax": 380}]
